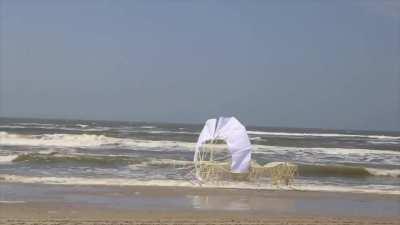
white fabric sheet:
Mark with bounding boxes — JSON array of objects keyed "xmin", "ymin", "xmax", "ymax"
[{"xmin": 194, "ymin": 117, "xmax": 252, "ymax": 174}]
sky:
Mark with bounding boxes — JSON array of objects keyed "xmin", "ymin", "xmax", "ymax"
[{"xmin": 0, "ymin": 0, "xmax": 399, "ymax": 131}]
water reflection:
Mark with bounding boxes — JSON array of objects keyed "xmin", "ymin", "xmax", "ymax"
[{"xmin": 188, "ymin": 194, "xmax": 297, "ymax": 212}]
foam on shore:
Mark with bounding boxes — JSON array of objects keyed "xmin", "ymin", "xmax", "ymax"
[
  {"xmin": 1, "ymin": 174, "xmax": 399, "ymax": 195},
  {"xmin": 0, "ymin": 155, "xmax": 18, "ymax": 163}
]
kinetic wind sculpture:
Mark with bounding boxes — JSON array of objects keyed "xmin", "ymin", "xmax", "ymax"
[
  {"xmin": 193, "ymin": 117, "xmax": 252, "ymax": 181},
  {"xmin": 193, "ymin": 117, "xmax": 298, "ymax": 185}
]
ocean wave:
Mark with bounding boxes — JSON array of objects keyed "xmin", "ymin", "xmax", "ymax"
[
  {"xmin": 250, "ymin": 136, "xmax": 262, "ymax": 141},
  {"xmin": 128, "ymin": 159, "xmax": 194, "ymax": 169},
  {"xmin": 10, "ymin": 152, "xmax": 194, "ymax": 168},
  {"xmin": 11, "ymin": 152, "xmax": 144, "ymax": 165},
  {"xmin": 0, "ymin": 174, "xmax": 399, "ymax": 195},
  {"xmin": 0, "ymin": 132, "xmax": 195, "ymax": 149},
  {"xmin": 1, "ymin": 123, "xmax": 110, "ymax": 132},
  {"xmin": 298, "ymin": 164, "xmax": 400, "ymax": 178},
  {"xmin": 253, "ymin": 144, "xmax": 400, "ymax": 156},
  {"xmin": 0, "ymin": 154, "xmax": 19, "ymax": 163},
  {"xmin": 1, "ymin": 132, "xmax": 399, "ymax": 167},
  {"xmin": 75, "ymin": 124, "xmax": 89, "ymax": 128},
  {"xmin": 368, "ymin": 141, "xmax": 399, "ymax": 145},
  {"xmin": 3, "ymin": 131, "xmax": 399, "ymax": 154},
  {"xmin": 0, "ymin": 125, "xmax": 28, "ymax": 129},
  {"xmin": 145, "ymin": 130, "xmax": 198, "ymax": 135},
  {"xmin": 0, "ymin": 132, "xmax": 115, "ymax": 147},
  {"xmin": 7, "ymin": 152, "xmax": 399, "ymax": 179},
  {"xmin": 139, "ymin": 126, "xmax": 156, "ymax": 129},
  {"xmin": 145, "ymin": 159, "xmax": 194, "ymax": 167},
  {"xmin": 365, "ymin": 168, "xmax": 400, "ymax": 178},
  {"xmin": 16, "ymin": 122, "xmax": 55, "ymax": 126},
  {"xmin": 248, "ymin": 131, "xmax": 400, "ymax": 140},
  {"xmin": 0, "ymin": 201, "xmax": 26, "ymax": 204},
  {"xmin": 253, "ymin": 145, "xmax": 400, "ymax": 166}
]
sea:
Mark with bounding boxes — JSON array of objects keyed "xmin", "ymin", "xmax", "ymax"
[{"xmin": 0, "ymin": 117, "xmax": 399, "ymax": 195}]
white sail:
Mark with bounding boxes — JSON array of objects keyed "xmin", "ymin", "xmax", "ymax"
[{"xmin": 194, "ymin": 117, "xmax": 252, "ymax": 174}]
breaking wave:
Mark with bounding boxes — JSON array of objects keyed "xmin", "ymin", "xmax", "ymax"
[
  {"xmin": 6, "ymin": 152, "xmax": 400, "ymax": 178},
  {"xmin": 368, "ymin": 140, "xmax": 399, "ymax": 145},
  {"xmin": 298, "ymin": 164, "xmax": 400, "ymax": 178},
  {"xmin": 11, "ymin": 153, "xmax": 143, "ymax": 165},
  {"xmin": 365, "ymin": 168, "xmax": 400, "ymax": 177},
  {"xmin": 75, "ymin": 124, "xmax": 89, "ymax": 128},
  {"xmin": 10, "ymin": 153, "xmax": 194, "ymax": 168},
  {"xmin": 0, "ymin": 132, "xmax": 194, "ymax": 149},
  {"xmin": 8, "ymin": 152, "xmax": 193, "ymax": 168},
  {"xmin": 128, "ymin": 159, "xmax": 193, "ymax": 170},
  {"xmin": 2, "ymin": 131, "xmax": 400, "ymax": 154},
  {"xmin": 253, "ymin": 144, "xmax": 400, "ymax": 166},
  {"xmin": 1, "ymin": 132, "xmax": 400, "ymax": 167},
  {"xmin": 247, "ymin": 131, "xmax": 400, "ymax": 140},
  {"xmin": 253, "ymin": 144, "xmax": 400, "ymax": 155},
  {"xmin": 139, "ymin": 126, "xmax": 157, "ymax": 129},
  {"xmin": 0, "ymin": 154, "xmax": 19, "ymax": 163}
]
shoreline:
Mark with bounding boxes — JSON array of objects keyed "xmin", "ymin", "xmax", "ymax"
[
  {"xmin": 1, "ymin": 183, "xmax": 399, "ymax": 225},
  {"xmin": 1, "ymin": 175, "xmax": 400, "ymax": 196},
  {"xmin": 1, "ymin": 183, "xmax": 399, "ymax": 214},
  {"xmin": 2, "ymin": 181, "xmax": 400, "ymax": 199}
]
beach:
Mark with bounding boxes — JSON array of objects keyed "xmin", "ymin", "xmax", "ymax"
[
  {"xmin": 2, "ymin": 0, "xmax": 399, "ymax": 223},
  {"xmin": 1, "ymin": 183, "xmax": 400, "ymax": 225},
  {"xmin": 1, "ymin": 118, "xmax": 400, "ymax": 224},
  {"xmin": 3, "ymin": 208, "xmax": 399, "ymax": 225}
]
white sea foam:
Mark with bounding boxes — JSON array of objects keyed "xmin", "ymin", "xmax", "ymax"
[
  {"xmin": 1, "ymin": 131, "xmax": 399, "ymax": 153},
  {"xmin": 248, "ymin": 131, "xmax": 400, "ymax": 140},
  {"xmin": 4, "ymin": 123, "xmax": 110, "ymax": 132},
  {"xmin": 368, "ymin": 141, "xmax": 399, "ymax": 145},
  {"xmin": 366, "ymin": 168, "xmax": 400, "ymax": 178},
  {"xmin": 253, "ymin": 145, "xmax": 400, "ymax": 166},
  {"xmin": 253, "ymin": 144, "xmax": 400, "ymax": 156},
  {"xmin": 0, "ymin": 174, "xmax": 399, "ymax": 195},
  {"xmin": 250, "ymin": 136, "xmax": 262, "ymax": 141},
  {"xmin": 115, "ymin": 126, "xmax": 196, "ymax": 135},
  {"xmin": 1, "ymin": 132, "xmax": 399, "ymax": 165},
  {"xmin": 127, "ymin": 164, "xmax": 142, "ymax": 170},
  {"xmin": 38, "ymin": 149, "xmax": 59, "ymax": 154},
  {"xmin": 0, "ymin": 155, "xmax": 18, "ymax": 163},
  {"xmin": 0, "ymin": 132, "xmax": 195, "ymax": 150},
  {"xmin": 0, "ymin": 125, "xmax": 27, "ymax": 129},
  {"xmin": 16, "ymin": 122, "xmax": 55, "ymax": 126},
  {"xmin": 75, "ymin": 124, "xmax": 89, "ymax": 128},
  {"xmin": 128, "ymin": 159, "xmax": 193, "ymax": 170},
  {"xmin": 0, "ymin": 201, "xmax": 26, "ymax": 204},
  {"xmin": 139, "ymin": 126, "xmax": 156, "ymax": 129},
  {"xmin": 0, "ymin": 132, "xmax": 113, "ymax": 148}
]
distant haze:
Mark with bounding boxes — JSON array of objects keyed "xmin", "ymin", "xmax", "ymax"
[{"xmin": 1, "ymin": 1, "xmax": 399, "ymax": 131}]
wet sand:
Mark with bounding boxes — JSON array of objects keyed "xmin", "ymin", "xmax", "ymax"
[
  {"xmin": 1, "ymin": 183, "xmax": 399, "ymax": 224},
  {"xmin": 2, "ymin": 205, "xmax": 400, "ymax": 225}
]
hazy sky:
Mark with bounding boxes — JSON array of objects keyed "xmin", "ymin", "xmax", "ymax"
[{"xmin": 0, "ymin": 0, "xmax": 399, "ymax": 131}]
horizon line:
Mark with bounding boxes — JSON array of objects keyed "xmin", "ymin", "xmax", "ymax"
[{"xmin": 1, "ymin": 115, "xmax": 399, "ymax": 134}]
